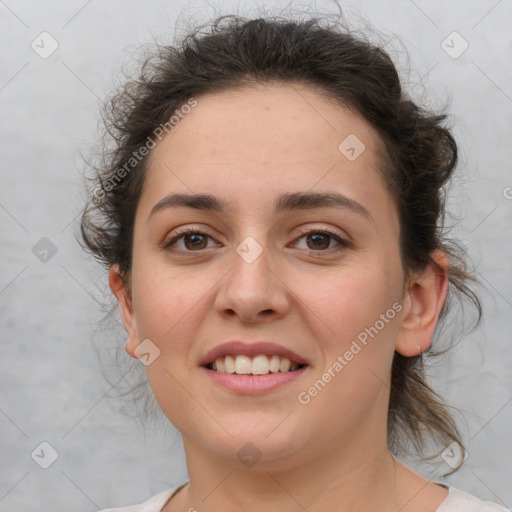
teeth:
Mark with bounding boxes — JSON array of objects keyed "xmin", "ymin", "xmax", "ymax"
[
  {"xmin": 269, "ymin": 355, "xmax": 280, "ymax": 373},
  {"xmin": 252, "ymin": 355, "xmax": 270, "ymax": 375},
  {"xmin": 211, "ymin": 354, "xmax": 303, "ymax": 375},
  {"xmin": 280, "ymin": 357, "xmax": 291, "ymax": 372},
  {"xmin": 224, "ymin": 355, "xmax": 235, "ymax": 374},
  {"xmin": 235, "ymin": 355, "xmax": 252, "ymax": 374},
  {"xmin": 215, "ymin": 357, "xmax": 225, "ymax": 373}
]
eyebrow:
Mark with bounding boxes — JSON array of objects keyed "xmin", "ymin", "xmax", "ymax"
[{"xmin": 148, "ymin": 191, "xmax": 373, "ymax": 221}]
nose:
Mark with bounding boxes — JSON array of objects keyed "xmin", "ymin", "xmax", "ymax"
[{"xmin": 214, "ymin": 238, "xmax": 291, "ymax": 323}]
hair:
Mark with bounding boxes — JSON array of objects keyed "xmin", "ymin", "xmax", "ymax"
[{"xmin": 80, "ymin": 12, "xmax": 482, "ymax": 472}]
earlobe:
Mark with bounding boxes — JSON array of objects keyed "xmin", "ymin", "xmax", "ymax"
[
  {"xmin": 395, "ymin": 250, "xmax": 449, "ymax": 357},
  {"xmin": 108, "ymin": 265, "xmax": 140, "ymax": 359}
]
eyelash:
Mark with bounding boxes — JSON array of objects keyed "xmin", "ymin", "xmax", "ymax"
[{"xmin": 163, "ymin": 227, "xmax": 351, "ymax": 254}]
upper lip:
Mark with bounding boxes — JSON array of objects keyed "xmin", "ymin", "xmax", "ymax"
[{"xmin": 199, "ymin": 341, "xmax": 310, "ymax": 367}]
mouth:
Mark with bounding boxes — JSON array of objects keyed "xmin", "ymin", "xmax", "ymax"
[{"xmin": 204, "ymin": 354, "xmax": 307, "ymax": 375}]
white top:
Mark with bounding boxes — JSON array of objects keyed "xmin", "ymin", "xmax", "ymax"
[{"xmin": 99, "ymin": 482, "xmax": 511, "ymax": 512}]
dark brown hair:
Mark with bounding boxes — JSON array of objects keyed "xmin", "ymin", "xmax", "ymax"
[{"xmin": 80, "ymin": 13, "xmax": 481, "ymax": 471}]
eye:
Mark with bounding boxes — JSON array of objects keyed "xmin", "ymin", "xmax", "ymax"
[
  {"xmin": 164, "ymin": 230, "xmax": 219, "ymax": 251},
  {"xmin": 291, "ymin": 229, "xmax": 349, "ymax": 252},
  {"xmin": 163, "ymin": 228, "xmax": 351, "ymax": 253}
]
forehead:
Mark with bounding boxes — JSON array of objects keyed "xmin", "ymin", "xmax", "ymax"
[{"xmin": 140, "ymin": 82, "xmax": 394, "ymax": 222}]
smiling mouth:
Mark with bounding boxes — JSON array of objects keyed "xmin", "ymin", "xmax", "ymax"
[{"xmin": 204, "ymin": 354, "xmax": 306, "ymax": 375}]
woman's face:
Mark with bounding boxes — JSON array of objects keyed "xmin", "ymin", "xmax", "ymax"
[{"xmin": 114, "ymin": 83, "xmax": 413, "ymax": 468}]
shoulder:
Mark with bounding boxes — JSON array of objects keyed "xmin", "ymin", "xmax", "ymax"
[
  {"xmin": 437, "ymin": 485, "xmax": 510, "ymax": 512},
  {"xmin": 97, "ymin": 485, "xmax": 184, "ymax": 512}
]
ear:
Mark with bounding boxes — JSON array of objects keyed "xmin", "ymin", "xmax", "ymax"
[
  {"xmin": 109, "ymin": 265, "xmax": 140, "ymax": 359},
  {"xmin": 395, "ymin": 250, "xmax": 449, "ymax": 357}
]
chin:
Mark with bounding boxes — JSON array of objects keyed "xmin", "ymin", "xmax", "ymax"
[{"xmin": 197, "ymin": 418, "xmax": 316, "ymax": 469}]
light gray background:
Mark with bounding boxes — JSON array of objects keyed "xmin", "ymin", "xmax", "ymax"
[{"xmin": 1, "ymin": 0, "xmax": 511, "ymax": 510}]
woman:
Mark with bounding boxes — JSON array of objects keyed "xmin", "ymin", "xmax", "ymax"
[{"xmin": 81, "ymin": 13, "xmax": 510, "ymax": 512}]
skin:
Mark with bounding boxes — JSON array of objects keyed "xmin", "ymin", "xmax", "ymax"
[{"xmin": 110, "ymin": 82, "xmax": 450, "ymax": 512}]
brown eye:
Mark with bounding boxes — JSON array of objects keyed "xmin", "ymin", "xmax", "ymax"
[
  {"xmin": 182, "ymin": 233, "xmax": 208, "ymax": 250},
  {"xmin": 306, "ymin": 232, "xmax": 331, "ymax": 250},
  {"xmin": 293, "ymin": 230, "xmax": 348, "ymax": 252},
  {"xmin": 165, "ymin": 230, "xmax": 217, "ymax": 251}
]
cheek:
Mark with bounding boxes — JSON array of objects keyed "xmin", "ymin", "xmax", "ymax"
[
  {"xmin": 295, "ymin": 266, "xmax": 402, "ymax": 432},
  {"xmin": 130, "ymin": 258, "xmax": 209, "ymax": 343},
  {"xmin": 294, "ymin": 260, "xmax": 403, "ymax": 352},
  {"xmin": 130, "ymin": 262, "xmax": 210, "ymax": 430}
]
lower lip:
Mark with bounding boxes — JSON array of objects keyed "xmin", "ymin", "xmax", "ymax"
[{"xmin": 200, "ymin": 366, "xmax": 308, "ymax": 394}]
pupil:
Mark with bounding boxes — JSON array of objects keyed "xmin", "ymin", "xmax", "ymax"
[
  {"xmin": 185, "ymin": 234, "xmax": 207, "ymax": 249},
  {"xmin": 308, "ymin": 233, "xmax": 329, "ymax": 250}
]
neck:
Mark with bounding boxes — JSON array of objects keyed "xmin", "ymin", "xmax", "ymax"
[{"xmin": 176, "ymin": 437, "xmax": 400, "ymax": 512}]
